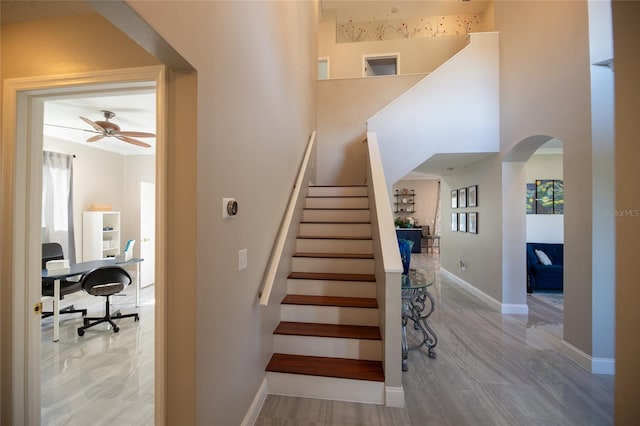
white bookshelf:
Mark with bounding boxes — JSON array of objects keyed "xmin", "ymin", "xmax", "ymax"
[{"xmin": 83, "ymin": 211, "xmax": 121, "ymax": 261}]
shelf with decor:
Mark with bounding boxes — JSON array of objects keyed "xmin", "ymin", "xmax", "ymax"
[{"xmin": 394, "ymin": 189, "xmax": 416, "ymax": 214}]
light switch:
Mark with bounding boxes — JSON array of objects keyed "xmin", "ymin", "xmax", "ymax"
[{"xmin": 238, "ymin": 249, "xmax": 248, "ymax": 271}]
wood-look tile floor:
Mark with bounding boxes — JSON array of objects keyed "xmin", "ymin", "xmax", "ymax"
[
  {"xmin": 40, "ymin": 285, "xmax": 155, "ymax": 426},
  {"xmin": 256, "ymin": 252, "xmax": 614, "ymax": 426},
  {"xmin": 40, "ymin": 253, "xmax": 614, "ymax": 425}
]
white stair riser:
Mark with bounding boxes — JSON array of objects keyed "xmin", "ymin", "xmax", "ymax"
[
  {"xmin": 273, "ymin": 335, "xmax": 382, "ymax": 361},
  {"xmin": 296, "ymin": 238, "xmax": 373, "ymax": 254},
  {"xmin": 281, "ymin": 305, "xmax": 379, "ymax": 326},
  {"xmin": 300, "ymin": 223, "xmax": 371, "ymax": 238},
  {"xmin": 287, "ymin": 279, "xmax": 376, "ymax": 298},
  {"xmin": 305, "ymin": 197, "xmax": 369, "ymax": 209},
  {"xmin": 266, "ymin": 372, "xmax": 384, "ymax": 405},
  {"xmin": 292, "ymin": 257, "xmax": 374, "ymax": 275},
  {"xmin": 308, "ymin": 186, "xmax": 368, "ymax": 197},
  {"xmin": 303, "ymin": 209, "xmax": 370, "ymax": 223}
]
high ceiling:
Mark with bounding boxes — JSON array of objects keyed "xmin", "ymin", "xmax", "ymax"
[{"xmin": 321, "ymin": 0, "xmax": 489, "ymax": 23}]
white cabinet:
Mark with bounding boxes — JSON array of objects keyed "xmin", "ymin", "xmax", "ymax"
[{"xmin": 83, "ymin": 211, "xmax": 121, "ymax": 261}]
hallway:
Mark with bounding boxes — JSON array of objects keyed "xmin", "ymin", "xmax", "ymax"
[{"xmin": 256, "ymin": 252, "xmax": 613, "ymax": 425}]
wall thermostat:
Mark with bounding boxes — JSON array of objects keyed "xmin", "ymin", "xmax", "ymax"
[{"xmin": 223, "ymin": 198, "xmax": 238, "ymax": 218}]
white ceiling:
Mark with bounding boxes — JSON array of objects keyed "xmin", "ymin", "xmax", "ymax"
[{"xmin": 43, "ymin": 88, "xmax": 157, "ymax": 156}]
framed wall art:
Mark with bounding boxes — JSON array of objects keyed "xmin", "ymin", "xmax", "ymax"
[
  {"xmin": 451, "ymin": 190, "xmax": 458, "ymax": 209},
  {"xmin": 468, "ymin": 212, "xmax": 478, "ymax": 234},
  {"xmin": 459, "ymin": 187, "xmax": 467, "ymax": 208},
  {"xmin": 468, "ymin": 185, "xmax": 477, "ymax": 207},
  {"xmin": 451, "ymin": 213, "xmax": 458, "ymax": 231},
  {"xmin": 459, "ymin": 212, "xmax": 467, "ymax": 232}
]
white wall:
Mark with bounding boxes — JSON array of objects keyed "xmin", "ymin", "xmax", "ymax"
[
  {"xmin": 368, "ymin": 32, "xmax": 500, "ymax": 188},
  {"xmin": 43, "ymin": 137, "xmax": 124, "ymax": 261},
  {"xmin": 43, "ymin": 137, "xmax": 155, "ymax": 261},
  {"xmin": 525, "ymin": 152, "xmax": 564, "ymax": 243}
]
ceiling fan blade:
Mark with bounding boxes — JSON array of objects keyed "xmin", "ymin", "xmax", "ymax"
[
  {"xmin": 44, "ymin": 123, "xmax": 100, "ymax": 134},
  {"xmin": 80, "ymin": 116, "xmax": 106, "ymax": 133},
  {"xmin": 116, "ymin": 135, "xmax": 151, "ymax": 148},
  {"xmin": 86, "ymin": 134, "xmax": 105, "ymax": 143},
  {"xmin": 115, "ymin": 131, "xmax": 156, "ymax": 138}
]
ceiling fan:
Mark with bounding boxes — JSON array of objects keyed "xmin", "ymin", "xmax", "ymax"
[{"xmin": 46, "ymin": 110, "xmax": 155, "ymax": 148}]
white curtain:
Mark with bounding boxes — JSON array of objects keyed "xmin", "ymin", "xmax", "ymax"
[{"xmin": 42, "ymin": 151, "xmax": 76, "ymax": 263}]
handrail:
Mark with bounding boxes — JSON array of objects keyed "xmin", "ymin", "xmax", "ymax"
[{"xmin": 259, "ymin": 131, "xmax": 316, "ymax": 306}]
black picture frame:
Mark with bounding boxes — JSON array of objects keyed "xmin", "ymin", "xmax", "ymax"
[
  {"xmin": 459, "ymin": 212, "xmax": 467, "ymax": 232},
  {"xmin": 468, "ymin": 185, "xmax": 478, "ymax": 207},
  {"xmin": 459, "ymin": 187, "xmax": 467, "ymax": 208},
  {"xmin": 451, "ymin": 213, "xmax": 458, "ymax": 231},
  {"xmin": 451, "ymin": 190, "xmax": 458, "ymax": 209},
  {"xmin": 468, "ymin": 212, "xmax": 478, "ymax": 234}
]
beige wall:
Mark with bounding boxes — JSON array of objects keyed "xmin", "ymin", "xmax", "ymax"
[
  {"xmin": 317, "ymin": 74, "xmax": 425, "ymax": 185},
  {"xmin": 613, "ymin": 1, "xmax": 640, "ymax": 422},
  {"xmin": 319, "ymin": 9, "xmax": 470, "ymax": 79},
  {"xmin": 127, "ymin": 1, "xmax": 318, "ymax": 424},
  {"xmin": 495, "ymin": 1, "xmax": 592, "ymax": 353},
  {"xmin": 442, "ymin": 155, "xmax": 503, "ymax": 300},
  {"xmin": 392, "ymin": 179, "xmax": 440, "ymax": 233}
]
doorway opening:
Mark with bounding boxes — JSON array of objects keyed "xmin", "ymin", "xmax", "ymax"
[
  {"xmin": 363, "ymin": 53, "xmax": 400, "ymax": 77},
  {"xmin": 4, "ymin": 66, "xmax": 166, "ymax": 425}
]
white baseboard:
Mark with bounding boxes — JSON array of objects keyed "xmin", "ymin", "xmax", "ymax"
[
  {"xmin": 440, "ymin": 269, "xmax": 528, "ymax": 315},
  {"xmin": 592, "ymin": 357, "xmax": 615, "ymax": 375},
  {"xmin": 241, "ymin": 377, "xmax": 269, "ymax": 426},
  {"xmin": 385, "ymin": 386, "xmax": 405, "ymax": 408}
]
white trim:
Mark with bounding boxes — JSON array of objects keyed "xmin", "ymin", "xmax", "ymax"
[
  {"xmin": 592, "ymin": 357, "xmax": 615, "ymax": 375},
  {"xmin": 501, "ymin": 304, "xmax": 529, "ymax": 315},
  {"xmin": 385, "ymin": 386, "xmax": 405, "ymax": 408},
  {"xmin": 440, "ymin": 269, "xmax": 529, "ymax": 315},
  {"xmin": 561, "ymin": 340, "xmax": 592, "ymax": 372},
  {"xmin": 3, "ymin": 66, "xmax": 167, "ymax": 425},
  {"xmin": 241, "ymin": 377, "xmax": 269, "ymax": 426},
  {"xmin": 440, "ymin": 268, "xmax": 501, "ymax": 311},
  {"xmin": 561, "ymin": 341, "xmax": 615, "ymax": 375}
]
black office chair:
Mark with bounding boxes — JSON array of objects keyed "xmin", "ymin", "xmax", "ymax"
[
  {"xmin": 41, "ymin": 242, "xmax": 87, "ymax": 318},
  {"xmin": 77, "ymin": 266, "xmax": 139, "ymax": 336}
]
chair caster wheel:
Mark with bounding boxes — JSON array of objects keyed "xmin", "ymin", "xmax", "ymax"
[
  {"xmin": 78, "ymin": 329, "xmax": 85, "ymax": 336},
  {"xmin": 113, "ymin": 326, "xmax": 120, "ymax": 333},
  {"xmin": 135, "ymin": 315, "xmax": 140, "ymax": 322},
  {"xmin": 429, "ymin": 351, "xmax": 437, "ymax": 359}
]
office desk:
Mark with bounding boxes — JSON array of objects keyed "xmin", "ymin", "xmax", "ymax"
[{"xmin": 42, "ymin": 257, "xmax": 143, "ymax": 341}]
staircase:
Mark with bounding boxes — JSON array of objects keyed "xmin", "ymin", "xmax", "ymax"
[{"xmin": 266, "ymin": 185, "xmax": 385, "ymax": 404}]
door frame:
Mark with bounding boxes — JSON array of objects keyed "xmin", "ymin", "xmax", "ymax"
[{"xmin": 2, "ymin": 65, "xmax": 167, "ymax": 425}]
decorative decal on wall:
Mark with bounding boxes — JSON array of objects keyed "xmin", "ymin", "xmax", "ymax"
[{"xmin": 338, "ymin": 13, "xmax": 484, "ymax": 44}]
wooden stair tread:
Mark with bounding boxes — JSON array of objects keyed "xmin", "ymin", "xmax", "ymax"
[
  {"xmin": 306, "ymin": 195, "xmax": 368, "ymax": 199},
  {"xmin": 293, "ymin": 252, "xmax": 373, "ymax": 259},
  {"xmin": 282, "ymin": 294, "xmax": 378, "ymax": 308},
  {"xmin": 304, "ymin": 207, "xmax": 369, "ymax": 210},
  {"xmin": 266, "ymin": 353, "xmax": 384, "ymax": 382},
  {"xmin": 297, "ymin": 235, "xmax": 372, "ymax": 241},
  {"xmin": 288, "ymin": 271, "xmax": 375, "ymax": 282},
  {"xmin": 310, "ymin": 185, "xmax": 367, "ymax": 187},
  {"xmin": 301, "ymin": 221, "xmax": 371, "ymax": 224},
  {"xmin": 274, "ymin": 321, "xmax": 381, "ymax": 340}
]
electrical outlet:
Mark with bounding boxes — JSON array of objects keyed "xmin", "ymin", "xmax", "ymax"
[
  {"xmin": 460, "ymin": 260, "xmax": 466, "ymax": 271},
  {"xmin": 238, "ymin": 249, "xmax": 248, "ymax": 271}
]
